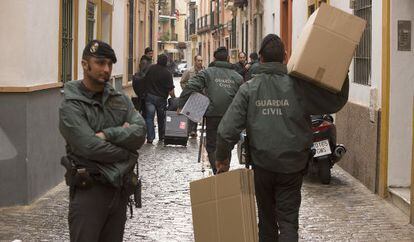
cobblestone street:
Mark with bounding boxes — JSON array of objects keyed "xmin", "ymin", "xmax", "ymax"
[{"xmin": 1, "ymin": 136, "xmax": 414, "ymax": 241}]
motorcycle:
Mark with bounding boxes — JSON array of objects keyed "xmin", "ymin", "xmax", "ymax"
[{"xmin": 309, "ymin": 114, "xmax": 346, "ymax": 184}]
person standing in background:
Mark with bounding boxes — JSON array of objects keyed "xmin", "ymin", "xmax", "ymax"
[{"xmin": 180, "ymin": 55, "xmax": 204, "ymax": 138}]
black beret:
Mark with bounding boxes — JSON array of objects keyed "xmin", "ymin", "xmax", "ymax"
[
  {"xmin": 214, "ymin": 46, "xmax": 228, "ymax": 58},
  {"xmin": 259, "ymin": 34, "xmax": 281, "ymax": 55},
  {"xmin": 82, "ymin": 40, "xmax": 117, "ymax": 63}
]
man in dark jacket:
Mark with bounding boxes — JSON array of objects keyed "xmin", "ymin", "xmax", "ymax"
[
  {"xmin": 233, "ymin": 51, "xmax": 248, "ymax": 79},
  {"xmin": 245, "ymin": 52, "xmax": 260, "ymax": 81},
  {"xmin": 215, "ymin": 34, "xmax": 349, "ymax": 241},
  {"xmin": 144, "ymin": 54, "xmax": 175, "ymax": 143},
  {"xmin": 139, "ymin": 47, "xmax": 153, "ymax": 73},
  {"xmin": 180, "ymin": 55, "xmax": 205, "ymax": 138},
  {"xmin": 179, "ymin": 47, "xmax": 243, "ymax": 174},
  {"xmin": 59, "ymin": 40, "xmax": 146, "ymax": 242}
]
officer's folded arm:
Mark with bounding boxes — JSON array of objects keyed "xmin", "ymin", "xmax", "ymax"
[
  {"xmin": 59, "ymin": 106, "xmax": 131, "ymax": 163},
  {"xmin": 101, "ymin": 100, "xmax": 146, "ymax": 152}
]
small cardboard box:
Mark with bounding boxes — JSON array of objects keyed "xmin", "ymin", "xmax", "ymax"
[
  {"xmin": 190, "ymin": 169, "xmax": 258, "ymax": 242},
  {"xmin": 287, "ymin": 3, "xmax": 366, "ymax": 92},
  {"xmin": 181, "ymin": 92, "xmax": 210, "ymax": 123}
]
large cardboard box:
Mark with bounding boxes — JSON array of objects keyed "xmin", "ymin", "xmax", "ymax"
[
  {"xmin": 190, "ymin": 169, "xmax": 258, "ymax": 242},
  {"xmin": 287, "ymin": 3, "xmax": 366, "ymax": 92}
]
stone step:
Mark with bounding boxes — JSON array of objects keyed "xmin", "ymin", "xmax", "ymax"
[{"xmin": 388, "ymin": 187, "xmax": 410, "ymax": 216}]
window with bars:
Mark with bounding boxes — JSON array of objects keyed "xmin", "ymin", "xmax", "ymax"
[
  {"xmin": 231, "ymin": 18, "xmax": 236, "ymax": 48},
  {"xmin": 353, "ymin": 0, "xmax": 372, "ymax": 86},
  {"xmin": 86, "ymin": 1, "xmax": 96, "ymax": 43},
  {"xmin": 308, "ymin": 0, "xmax": 329, "ymax": 17},
  {"xmin": 61, "ymin": 0, "xmax": 73, "ymax": 83}
]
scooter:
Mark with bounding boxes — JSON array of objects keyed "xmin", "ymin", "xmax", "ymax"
[{"xmin": 309, "ymin": 114, "xmax": 346, "ymax": 184}]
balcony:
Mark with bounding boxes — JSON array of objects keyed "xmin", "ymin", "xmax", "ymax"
[
  {"xmin": 234, "ymin": 0, "xmax": 248, "ymax": 8},
  {"xmin": 197, "ymin": 15, "xmax": 210, "ymax": 34},
  {"xmin": 159, "ymin": 32, "xmax": 178, "ymax": 42}
]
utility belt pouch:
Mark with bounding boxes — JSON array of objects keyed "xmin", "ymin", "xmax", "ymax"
[
  {"xmin": 74, "ymin": 168, "xmax": 93, "ymax": 189},
  {"xmin": 134, "ymin": 178, "xmax": 142, "ymax": 208},
  {"xmin": 124, "ymin": 171, "xmax": 139, "ymax": 196}
]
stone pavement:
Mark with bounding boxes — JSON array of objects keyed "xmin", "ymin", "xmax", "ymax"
[{"xmin": 1, "ymin": 137, "xmax": 414, "ymax": 241}]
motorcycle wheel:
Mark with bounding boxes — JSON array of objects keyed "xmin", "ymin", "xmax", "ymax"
[{"xmin": 318, "ymin": 158, "xmax": 331, "ymax": 184}]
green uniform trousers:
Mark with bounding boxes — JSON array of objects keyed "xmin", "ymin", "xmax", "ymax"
[
  {"xmin": 69, "ymin": 183, "xmax": 128, "ymax": 242},
  {"xmin": 254, "ymin": 165, "xmax": 304, "ymax": 242}
]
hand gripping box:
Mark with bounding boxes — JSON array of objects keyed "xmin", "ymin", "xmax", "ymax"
[
  {"xmin": 181, "ymin": 92, "xmax": 210, "ymax": 123},
  {"xmin": 287, "ymin": 3, "xmax": 366, "ymax": 92},
  {"xmin": 190, "ymin": 169, "xmax": 258, "ymax": 242}
]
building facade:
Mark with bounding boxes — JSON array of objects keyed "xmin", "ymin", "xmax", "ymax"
[
  {"xmin": 185, "ymin": 0, "xmax": 197, "ymax": 67},
  {"xmin": 0, "ymin": 0, "xmax": 158, "ymax": 206},
  {"xmin": 158, "ymin": 0, "xmax": 179, "ymax": 60}
]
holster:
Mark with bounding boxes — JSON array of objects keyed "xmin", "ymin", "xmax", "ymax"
[
  {"xmin": 60, "ymin": 156, "xmax": 93, "ymax": 189},
  {"xmin": 122, "ymin": 153, "xmax": 143, "ymax": 209}
]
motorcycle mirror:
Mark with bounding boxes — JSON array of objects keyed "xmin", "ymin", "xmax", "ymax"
[{"xmin": 323, "ymin": 114, "xmax": 334, "ymax": 123}]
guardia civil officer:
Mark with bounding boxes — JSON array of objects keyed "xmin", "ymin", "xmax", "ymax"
[
  {"xmin": 245, "ymin": 52, "xmax": 260, "ymax": 81},
  {"xmin": 179, "ymin": 47, "xmax": 243, "ymax": 174},
  {"xmin": 215, "ymin": 34, "xmax": 349, "ymax": 241},
  {"xmin": 59, "ymin": 40, "xmax": 146, "ymax": 242}
]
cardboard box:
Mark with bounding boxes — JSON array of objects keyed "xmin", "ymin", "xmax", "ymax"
[
  {"xmin": 181, "ymin": 92, "xmax": 210, "ymax": 123},
  {"xmin": 287, "ymin": 3, "xmax": 366, "ymax": 92},
  {"xmin": 190, "ymin": 169, "xmax": 258, "ymax": 242}
]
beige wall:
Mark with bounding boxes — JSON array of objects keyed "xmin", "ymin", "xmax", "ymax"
[
  {"xmin": 0, "ymin": 0, "xmax": 59, "ymax": 86},
  {"xmin": 176, "ymin": 0, "xmax": 187, "ymax": 42},
  {"xmin": 111, "ymin": 0, "xmax": 127, "ymax": 77}
]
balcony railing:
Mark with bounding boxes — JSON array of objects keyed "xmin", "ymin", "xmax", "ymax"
[
  {"xmin": 234, "ymin": 0, "xmax": 248, "ymax": 8},
  {"xmin": 159, "ymin": 32, "xmax": 178, "ymax": 42},
  {"xmin": 197, "ymin": 15, "xmax": 210, "ymax": 34}
]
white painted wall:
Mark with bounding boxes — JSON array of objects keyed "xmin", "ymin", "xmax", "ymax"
[
  {"xmin": 111, "ymin": 0, "xmax": 126, "ymax": 76},
  {"xmin": 0, "ymin": 0, "xmax": 59, "ymax": 86},
  {"xmin": 291, "ymin": 0, "xmax": 307, "ymax": 51},
  {"xmin": 263, "ymin": 0, "xmax": 279, "ymax": 36},
  {"xmin": 388, "ymin": 0, "xmax": 414, "ymax": 187},
  {"xmin": 176, "ymin": 0, "xmax": 187, "ymax": 42}
]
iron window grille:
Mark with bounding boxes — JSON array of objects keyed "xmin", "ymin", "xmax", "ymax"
[
  {"xmin": 86, "ymin": 1, "xmax": 96, "ymax": 43},
  {"xmin": 61, "ymin": 0, "xmax": 73, "ymax": 83},
  {"xmin": 353, "ymin": 0, "xmax": 372, "ymax": 86}
]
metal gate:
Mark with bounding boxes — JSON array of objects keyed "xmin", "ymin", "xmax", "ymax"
[{"xmin": 61, "ymin": 0, "xmax": 73, "ymax": 82}]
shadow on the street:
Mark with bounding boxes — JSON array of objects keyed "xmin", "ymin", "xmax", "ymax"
[{"xmin": 304, "ymin": 173, "xmax": 349, "ymax": 187}]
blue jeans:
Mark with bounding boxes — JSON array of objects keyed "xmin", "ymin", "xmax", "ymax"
[{"xmin": 145, "ymin": 93, "xmax": 167, "ymax": 142}]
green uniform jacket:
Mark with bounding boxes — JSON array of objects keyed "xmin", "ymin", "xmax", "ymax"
[
  {"xmin": 245, "ymin": 61, "xmax": 260, "ymax": 81},
  {"xmin": 59, "ymin": 80, "xmax": 146, "ymax": 187},
  {"xmin": 179, "ymin": 61, "xmax": 243, "ymax": 117},
  {"xmin": 216, "ymin": 62, "xmax": 349, "ymax": 173}
]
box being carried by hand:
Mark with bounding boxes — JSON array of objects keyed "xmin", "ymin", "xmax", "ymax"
[
  {"xmin": 181, "ymin": 92, "xmax": 210, "ymax": 123},
  {"xmin": 190, "ymin": 169, "xmax": 258, "ymax": 242},
  {"xmin": 287, "ymin": 3, "xmax": 366, "ymax": 92}
]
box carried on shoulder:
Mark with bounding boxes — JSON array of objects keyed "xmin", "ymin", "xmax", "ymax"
[
  {"xmin": 164, "ymin": 111, "xmax": 188, "ymax": 146},
  {"xmin": 287, "ymin": 3, "xmax": 366, "ymax": 92}
]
